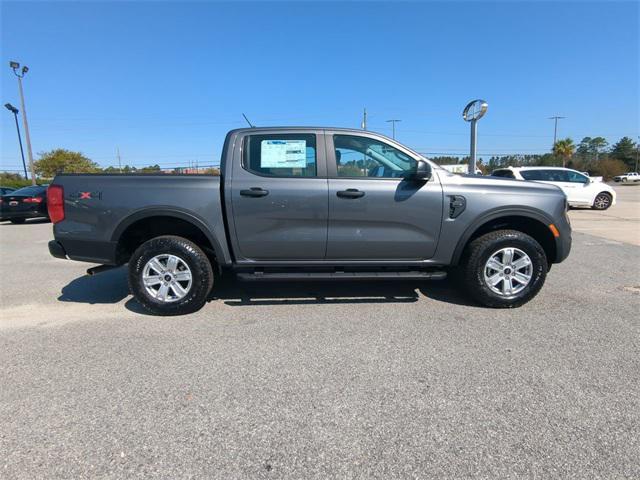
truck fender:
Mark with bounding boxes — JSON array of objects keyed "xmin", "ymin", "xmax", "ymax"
[
  {"xmin": 450, "ymin": 206, "xmax": 557, "ymax": 265},
  {"xmin": 110, "ymin": 207, "xmax": 231, "ymax": 265}
]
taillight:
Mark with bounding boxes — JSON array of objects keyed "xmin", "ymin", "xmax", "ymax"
[
  {"xmin": 23, "ymin": 197, "xmax": 43, "ymax": 203},
  {"xmin": 47, "ymin": 185, "xmax": 65, "ymax": 224}
]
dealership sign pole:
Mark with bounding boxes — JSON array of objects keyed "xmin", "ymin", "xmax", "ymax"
[{"xmin": 463, "ymin": 99, "xmax": 488, "ymax": 175}]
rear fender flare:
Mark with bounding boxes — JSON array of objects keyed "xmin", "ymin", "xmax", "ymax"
[{"xmin": 111, "ymin": 207, "xmax": 230, "ymax": 265}]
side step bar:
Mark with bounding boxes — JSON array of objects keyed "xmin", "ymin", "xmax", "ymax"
[{"xmin": 237, "ymin": 271, "xmax": 447, "ymax": 281}]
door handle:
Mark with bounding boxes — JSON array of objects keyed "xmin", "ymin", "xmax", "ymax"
[
  {"xmin": 240, "ymin": 187, "xmax": 269, "ymax": 197},
  {"xmin": 336, "ymin": 189, "xmax": 365, "ymax": 199}
]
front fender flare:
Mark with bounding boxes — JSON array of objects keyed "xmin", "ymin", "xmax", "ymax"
[{"xmin": 450, "ymin": 206, "xmax": 557, "ymax": 265}]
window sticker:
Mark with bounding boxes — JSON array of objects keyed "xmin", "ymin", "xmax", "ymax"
[{"xmin": 261, "ymin": 140, "xmax": 307, "ymax": 168}]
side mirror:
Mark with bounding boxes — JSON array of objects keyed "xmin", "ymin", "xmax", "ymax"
[{"xmin": 411, "ymin": 160, "xmax": 432, "ymax": 181}]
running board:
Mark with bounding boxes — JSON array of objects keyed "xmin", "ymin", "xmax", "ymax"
[{"xmin": 237, "ymin": 271, "xmax": 447, "ymax": 281}]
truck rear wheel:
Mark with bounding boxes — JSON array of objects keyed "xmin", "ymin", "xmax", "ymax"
[
  {"xmin": 461, "ymin": 229, "xmax": 547, "ymax": 308},
  {"xmin": 128, "ymin": 235, "xmax": 214, "ymax": 316}
]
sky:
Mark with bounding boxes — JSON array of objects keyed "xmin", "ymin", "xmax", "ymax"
[{"xmin": 1, "ymin": 1, "xmax": 638, "ymax": 172}]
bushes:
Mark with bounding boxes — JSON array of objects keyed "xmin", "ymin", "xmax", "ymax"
[
  {"xmin": 0, "ymin": 173, "xmax": 34, "ymax": 189},
  {"xmin": 590, "ymin": 158, "xmax": 628, "ymax": 180}
]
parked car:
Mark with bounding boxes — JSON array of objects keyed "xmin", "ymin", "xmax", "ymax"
[
  {"xmin": 48, "ymin": 127, "xmax": 571, "ymax": 315},
  {"xmin": 0, "ymin": 185, "xmax": 49, "ymax": 224},
  {"xmin": 490, "ymin": 167, "xmax": 616, "ymax": 210},
  {"xmin": 613, "ymin": 172, "xmax": 640, "ymax": 183},
  {"xmin": 0, "ymin": 186, "xmax": 16, "ymax": 196}
]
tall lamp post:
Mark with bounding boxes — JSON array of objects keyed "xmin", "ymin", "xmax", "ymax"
[
  {"xmin": 9, "ymin": 61, "xmax": 36, "ymax": 185},
  {"xmin": 462, "ymin": 99, "xmax": 488, "ymax": 175},
  {"xmin": 4, "ymin": 103, "xmax": 28, "ymax": 179}
]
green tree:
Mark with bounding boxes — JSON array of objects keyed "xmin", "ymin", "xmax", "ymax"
[
  {"xmin": 139, "ymin": 164, "xmax": 161, "ymax": 173},
  {"xmin": 34, "ymin": 149, "xmax": 99, "ymax": 177},
  {"xmin": 611, "ymin": 136, "xmax": 637, "ymax": 170},
  {"xmin": 552, "ymin": 138, "xmax": 575, "ymax": 167},
  {"xmin": 0, "ymin": 172, "xmax": 34, "ymax": 188}
]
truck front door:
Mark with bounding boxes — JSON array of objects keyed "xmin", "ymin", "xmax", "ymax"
[
  {"xmin": 229, "ymin": 131, "xmax": 328, "ymax": 261},
  {"xmin": 325, "ymin": 133, "xmax": 443, "ymax": 260}
]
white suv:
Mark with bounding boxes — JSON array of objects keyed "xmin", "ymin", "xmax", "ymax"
[{"xmin": 490, "ymin": 167, "xmax": 616, "ymax": 210}]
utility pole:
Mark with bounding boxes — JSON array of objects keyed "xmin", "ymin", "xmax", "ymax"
[
  {"xmin": 4, "ymin": 103, "xmax": 28, "ymax": 179},
  {"xmin": 386, "ymin": 119, "xmax": 401, "ymax": 139},
  {"xmin": 548, "ymin": 116, "xmax": 566, "ymax": 148},
  {"xmin": 117, "ymin": 147, "xmax": 122, "ymax": 173},
  {"xmin": 636, "ymin": 136, "xmax": 639, "ymax": 172},
  {"xmin": 361, "ymin": 108, "xmax": 367, "ymax": 130},
  {"xmin": 10, "ymin": 61, "xmax": 36, "ymax": 185}
]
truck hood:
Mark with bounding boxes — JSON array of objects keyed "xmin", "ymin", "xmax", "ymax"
[{"xmin": 439, "ymin": 172, "xmax": 566, "ymax": 196}]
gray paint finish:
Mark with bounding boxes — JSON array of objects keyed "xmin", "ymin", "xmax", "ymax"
[{"xmin": 50, "ymin": 127, "xmax": 571, "ymax": 268}]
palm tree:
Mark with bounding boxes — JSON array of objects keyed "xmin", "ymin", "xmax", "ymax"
[{"xmin": 553, "ymin": 138, "xmax": 575, "ymax": 167}]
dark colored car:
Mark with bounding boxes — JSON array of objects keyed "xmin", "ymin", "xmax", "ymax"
[
  {"xmin": 0, "ymin": 186, "xmax": 16, "ymax": 196},
  {"xmin": 0, "ymin": 185, "xmax": 49, "ymax": 224}
]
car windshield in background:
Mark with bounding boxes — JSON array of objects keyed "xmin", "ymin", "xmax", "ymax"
[{"xmin": 8, "ymin": 186, "xmax": 46, "ymax": 196}]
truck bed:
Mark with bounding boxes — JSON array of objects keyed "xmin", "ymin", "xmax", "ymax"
[{"xmin": 50, "ymin": 174, "xmax": 230, "ymax": 265}]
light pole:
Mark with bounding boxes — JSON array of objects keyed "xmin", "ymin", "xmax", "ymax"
[
  {"xmin": 548, "ymin": 116, "xmax": 566, "ymax": 148},
  {"xmin": 386, "ymin": 119, "xmax": 401, "ymax": 139},
  {"xmin": 463, "ymin": 99, "xmax": 488, "ymax": 175},
  {"xmin": 4, "ymin": 103, "xmax": 28, "ymax": 179},
  {"xmin": 9, "ymin": 61, "xmax": 36, "ymax": 185}
]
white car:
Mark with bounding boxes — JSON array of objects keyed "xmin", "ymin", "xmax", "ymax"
[
  {"xmin": 613, "ymin": 172, "xmax": 640, "ymax": 183},
  {"xmin": 491, "ymin": 166, "xmax": 616, "ymax": 210}
]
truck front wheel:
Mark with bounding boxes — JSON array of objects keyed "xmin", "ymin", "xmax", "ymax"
[
  {"xmin": 128, "ymin": 235, "xmax": 214, "ymax": 316},
  {"xmin": 461, "ymin": 229, "xmax": 547, "ymax": 308}
]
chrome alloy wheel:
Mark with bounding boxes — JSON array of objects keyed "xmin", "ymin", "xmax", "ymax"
[
  {"xmin": 483, "ymin": 247, "xmax": 533, "ymax": 297},
  {"xmin": 142, "ymin": 254, "xmax": 193, "ymax": 303},
  {"xmin": 593, "ymin": 194, "xmax": 611, "ymax": 209}
]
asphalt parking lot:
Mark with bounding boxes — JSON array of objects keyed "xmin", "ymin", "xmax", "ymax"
[{"xmin": 1, "ymin": 186, "xmax": 639, "ymax": 479}]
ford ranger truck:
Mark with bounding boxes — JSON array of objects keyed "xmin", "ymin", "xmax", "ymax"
[{"xmin": 47, "ymin": 127, "xmax": 571, "ymax": 315}]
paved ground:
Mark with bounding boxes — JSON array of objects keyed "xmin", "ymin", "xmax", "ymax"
[
  {"xmin": 1, "ymin": 185, "xmax": 639, "ymax": 479},
  {"xmin": 569, "ymin": 183, "xmax": 640, "ymax": 246}
]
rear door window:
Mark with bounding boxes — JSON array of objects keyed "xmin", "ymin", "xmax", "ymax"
[
  {"xmin": 244, "ymin": 134, "xmax": 317, "ymax": 177},
  {"xmin": 520, "ymin": 170, "xmax": 568, "ymax": 182}
]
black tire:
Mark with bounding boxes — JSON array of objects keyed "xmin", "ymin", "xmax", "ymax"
[
  {"xmin": 128, "ymin": 235, "xmax": 214, "ymax": 316},
  {"xmin": 10, "ymin": 218, "xmax": 25, "ymax": 224},
  {"xmin": 460, "ymin": 229, "xmax": 547, "ymax": 308},
  {"xmin": 592, "ymin": 192, "xmax": 612, "ymax": 210}
]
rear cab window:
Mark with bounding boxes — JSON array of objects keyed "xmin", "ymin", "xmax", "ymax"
[
  {"xmin": 490, "ymin": 169, "xmax": 515, "ymax": 179},
  {"xmin": 243, "ymin": 134, "xmax": 317, "ymax": 177}
]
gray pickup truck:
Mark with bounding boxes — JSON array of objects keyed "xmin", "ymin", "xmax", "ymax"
[{"xmin": 47, "ymin": 127, "xmax": 571, "ymax": 315}]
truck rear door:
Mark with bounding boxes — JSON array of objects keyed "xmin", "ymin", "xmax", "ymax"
[
  {"xmin": 228, "ymin": 130, "xmax": 328, "ymax": 261},
  {"xmin": 324, "ymin": 132, "xmax": 443, "ymax": 260}
]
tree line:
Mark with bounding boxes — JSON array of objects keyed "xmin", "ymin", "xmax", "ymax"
[{"xmin": 432, "ymin": 136, "xmax": 638, "ymax": 178}]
